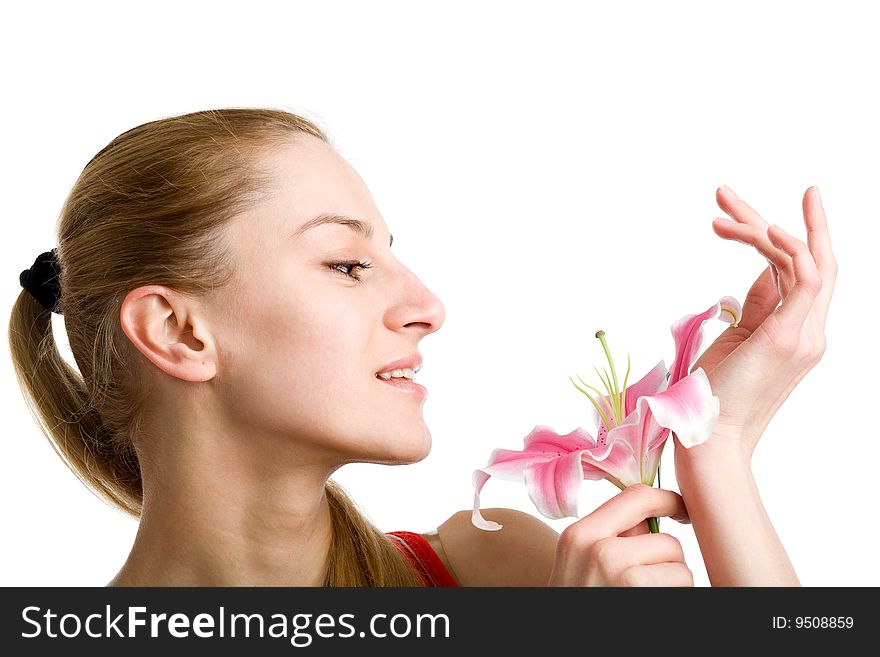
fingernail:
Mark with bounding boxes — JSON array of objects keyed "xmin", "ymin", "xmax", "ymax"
[
  {"xmin": 814, "ymin": 185, "xmax": 822, "ymax": 207},
  {"xmin": 720, "ymin": 184, "xmax": 740, "ymax": 200}
]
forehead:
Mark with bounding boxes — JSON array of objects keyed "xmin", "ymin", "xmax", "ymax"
[{"xmin": 264, "ymin": 136, "xmax": 380, "ymax": 231}]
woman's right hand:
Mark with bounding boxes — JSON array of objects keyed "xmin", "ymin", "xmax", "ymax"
[{"xmin": 547, "ymin": 485, "xmax": 693, "ymax": 586}]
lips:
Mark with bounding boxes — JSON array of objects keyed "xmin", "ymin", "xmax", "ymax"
[
  {"xmin": 377, "ymin": 376, "xmax": 427, "ymax": 399},
  {"xmin": 375, "ymin": 352, "xmax": 427, "ymax": 399},
  {"xmin": 376, "ymin": 353, "xmax": 423, "ymax": 377}
]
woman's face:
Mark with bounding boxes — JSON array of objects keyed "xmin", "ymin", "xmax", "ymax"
[{"xmin": 212, "ymin": 136, "xmax": 445, "ymax": 467}]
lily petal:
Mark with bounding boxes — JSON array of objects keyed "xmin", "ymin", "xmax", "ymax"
[
  {"xmin": 523, "ymin": 450, "xmax": 585, "ymax": 519},
  {"xmin": 586, "ymin": 359, "xmax": 669, "ymax": 432},
  {"xmin": 600, "ymin": 398, "xmax": 666, "ymax": 486},
  {"xmin": 642, "ymin": 367, "xmax": 720, "ymax": 448},
  {"xmin": 475, "ymin": 448, "xmax": 557, "ymax": 483},
  {"xmin": 470, "ymin": 426, "xmax": 598, "ymax": 530},
  {"xmin": 475, "ymin": 425, "xmax": 599, "ymax": 483},
  {"xmin": 471, "ymin": 425, "xmax": 609, "ymax": 531},
  {"xmin": 622, "ymin": 359, "xmax": 669, "ymax": 418},
  {"xmin": 669, "ymin": 296, "xmax": 742, "ymax": 386},
  {"xmin": 471, "ymin": 470, "xmax": 503, "ymax": 531},
  {"xmin": 717, "ymin": 295, "xmax": 742, "ymax": 325},
  {"xmin": 580, "ymin": 437, "xmax": 642, "ymax": 488},
  {"xmin": 523, "ymin": 425, "xmax": 598, "ymax": 452}
]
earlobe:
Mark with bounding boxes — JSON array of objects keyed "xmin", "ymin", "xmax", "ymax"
[{"xmin": 119, "ymin": 285, "xmax": 217, "ymax": 383}]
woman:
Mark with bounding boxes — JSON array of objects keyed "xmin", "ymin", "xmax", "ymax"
[{"xmin": 9, "ymin": 108, "xmax": 836, "ymax": 586}]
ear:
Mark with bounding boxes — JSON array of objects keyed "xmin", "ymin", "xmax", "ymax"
[{"xmin": 119, "ymin": 285, "xmax": 217, "ymax": 383}]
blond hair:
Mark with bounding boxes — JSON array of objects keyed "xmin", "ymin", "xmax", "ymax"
[{"xmin": 8, "ymin": 108, "xmax": 426, "ymax": 586}]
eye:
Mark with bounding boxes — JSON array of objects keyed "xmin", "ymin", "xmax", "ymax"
[{"xmin": 328, "ymin": 260, "xmax": 373, "ymax": 282}]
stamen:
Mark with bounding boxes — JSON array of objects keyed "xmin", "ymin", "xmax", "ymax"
[
  {"xmin": 722, "ymin": 303, "xmax": 740, "ymax": 328},
  {"xmin": 596, "ymin": 331, "xmax": 621, "ymax": 404},
  {"xmin": 572, "ymin": 332, "xmax": 632, "ymax": 431},
  {"xmin": 569, "ymin": 376, "xmax": 614, "ymax": 432},
  {"xmin": 620, "ymin": 352, "xmax": 631, "ymax": 419},
  {"xmin": 593, "ymin": 366, "xmax": 615, "ymax": 401},
  {"xmin": 595, "ymin": 330, "xmax": 625, "ymax": 424},
  {"xmin": 594, "ymin": 366, "xmax": 622, "ymax": 423},
  {"xmin": 578, "ymin": 374, "xmax": 616, "ymax": 428}
]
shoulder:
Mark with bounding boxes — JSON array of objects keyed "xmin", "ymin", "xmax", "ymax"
[{"xmin": 421, "ymin": 508, "xmax": 559, "ymax": 586}]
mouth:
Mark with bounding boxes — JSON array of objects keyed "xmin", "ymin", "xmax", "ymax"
[
  {"xmin": 376, "ymin": 366, "xmax": 419, "ymax": 381},
  {"xmin": 376, "ymin": 354, "xmax": 428, "ymax": 399},
  {"xmin": 376, "ymin": 375, "xmax": 427, "ymax": 398}
]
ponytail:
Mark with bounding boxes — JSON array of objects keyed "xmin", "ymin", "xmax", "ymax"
[{"xmin": 8, "ymin": 290, "xmax": 142, "ymax": 516}]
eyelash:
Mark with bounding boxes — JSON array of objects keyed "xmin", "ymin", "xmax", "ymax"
[{"xmin": 328, "ymin": 260, "xmax": 374, "ymax": 282}]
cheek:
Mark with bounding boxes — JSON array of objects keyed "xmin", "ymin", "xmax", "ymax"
[
  {"xmin": 216, "ymin": 303, "xmax": 431, "ymax": 464},
  {"xmin": 219, "ymin": 288, "xmax": 377, "ymax": 420},
  {"xmin": 282, "ymin": 294, "xmax": 374, "ymax": 375}
]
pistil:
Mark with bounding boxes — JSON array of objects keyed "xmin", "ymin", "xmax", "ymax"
[{"xmin": 569, "ymin": 330, "xmax": 632, "ymax": 429}]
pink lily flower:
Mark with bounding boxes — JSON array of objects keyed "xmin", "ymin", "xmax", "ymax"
[{"xmin": 471, "ymin": 296, "xmax": 742, "ymax": 531}]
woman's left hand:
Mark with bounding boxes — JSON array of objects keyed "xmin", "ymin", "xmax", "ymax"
[{"xmin": 678, "ymin": 185, "xmax": 837, "ymax": 462}]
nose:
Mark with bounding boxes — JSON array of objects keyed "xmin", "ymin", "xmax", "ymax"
[{"xmin": 384, "ymin": 266, "xmax": 446, "ymax": 337}]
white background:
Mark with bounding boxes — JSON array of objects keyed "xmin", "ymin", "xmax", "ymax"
[{"xmin": 1, "ymin": 0, "xmax": 877, "ymax": 587}]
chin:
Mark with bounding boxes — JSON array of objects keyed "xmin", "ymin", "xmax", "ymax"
[
  {"xmin": 402, "ymin": 437, "xmax": 433, "ymax": 464},
  {"xmin": 363, "ymin": 427, "xmax": 433, "ymax": 466}
]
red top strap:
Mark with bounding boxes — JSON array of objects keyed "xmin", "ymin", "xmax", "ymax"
[{"xmin": 386, "ymin": 531, "xmax": 458, "ymax": 587}]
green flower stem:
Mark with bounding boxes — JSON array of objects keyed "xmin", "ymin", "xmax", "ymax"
[{"xmin": 647, "ymin": 467, "xmax": 660, "ymax": 533}]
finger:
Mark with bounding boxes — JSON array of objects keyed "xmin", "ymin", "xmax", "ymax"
[
  {"xmin": 715, "ymin": 219, "xmax": 799, "ymax": 282},
  {"xmin": 712, "ymin": 218, "xmax": 795, "ymax": 304},
  {"xmin": 620, "ymin": 563, "xmax": 694, "ymax": 587},
  {"xmin": 619, "ymin": 522, "xmax": 650, "ymax": 537},
  {"xmin": 572, "ymin": 485, "xmax": 689, "ymax": 539},
  {"xmin": 617, "ymin": 532, "xmax": 686, "ymax": 566},
  {"xmin": 803, "ymin": 186, "xmax": 835, "ymax": 275},
  {"xmin": 711, "ymin": 217, "xmax": 794, "ymax": 284},
  {"xmin": 734, "ymin": 266, "xmax": 781, "ymax": 334},
  {"xmin": 766, "ymin": 223, "xmax": 823, "ymax": 325},
  {"xmin": 716, "ymin": 185, "xmax": 770, "ymax": 229},
  {"xmin": 769, "ymin": 261, "xmax": 783, "ymax": 301},
  {"xmin": 802, "ymin": 186, "xmax": 838, "ymax": 326}
]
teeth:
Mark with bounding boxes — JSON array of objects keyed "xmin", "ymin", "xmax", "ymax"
[{"xmin": 378, "ymin": 368, "xmax": 416, "ymax": 380}]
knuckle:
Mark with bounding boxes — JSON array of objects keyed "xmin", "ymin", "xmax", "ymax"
[
  {"xmin": 590, "ymin": 537, "xmax": 622, "ymax": 573},
  {"xmin": 758, "ymin": 320, "xmax": 798, "ymax": 357},
  {"xmin": 773, "ymin": 336, "xmax": 800, "ymax": 358},
  {"xmin": 558, "ymin": 517, "xmax": 606, "ymax": 554},
  {"xmin": 557, "ymin": 525, "xmax": 593, "ymax": 553},
  {"xmin": 624, "ymin": 483, "xmax": 653, "ymax": 500},
  {"xmin": 786, "ymin": 342, "xmax": 807, "ymax": 359},
  {"xmin": 798, "ymin": 353, "xmax": 817, "ymax": 368},
  {"xmin": 680, "ymin": 565, "xmax": 695, "ymax": 587},
  {"xmin": 799, "ymin": 271, "xmax": 823, "ymax": 293},
  {"xmin": 796, "ymin": 339, "xmax": 825, "ymax": 366},
  {"xmin": 812, "ymin": 337, "xmax": 827, "ymax": 362},
  {"xmin": 659, "ymin": 532, "xmax": 684, "ymax": 557},
  {"xmin": 618, "ymin": 566, "xmax": 642, "ymax": 587}
]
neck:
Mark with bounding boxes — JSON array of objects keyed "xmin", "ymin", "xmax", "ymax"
[{"xmin": 108, "ymin": 420, "xmax": 337, "ymax": 586}]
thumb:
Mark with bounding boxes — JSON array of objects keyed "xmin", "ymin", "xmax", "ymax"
[{"xmin": 619, "ymin": 522, "xmax": 650, "ymax": 537}]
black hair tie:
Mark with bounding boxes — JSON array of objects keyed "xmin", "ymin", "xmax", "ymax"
[{"xmin": 19, "ymin": 249, "xmax": 62, "ymax": 315}]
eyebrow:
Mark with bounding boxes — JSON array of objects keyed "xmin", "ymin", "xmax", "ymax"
[{"xmin": 293, "ymin": 212, "xmax": 393, "ymax": 247}]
